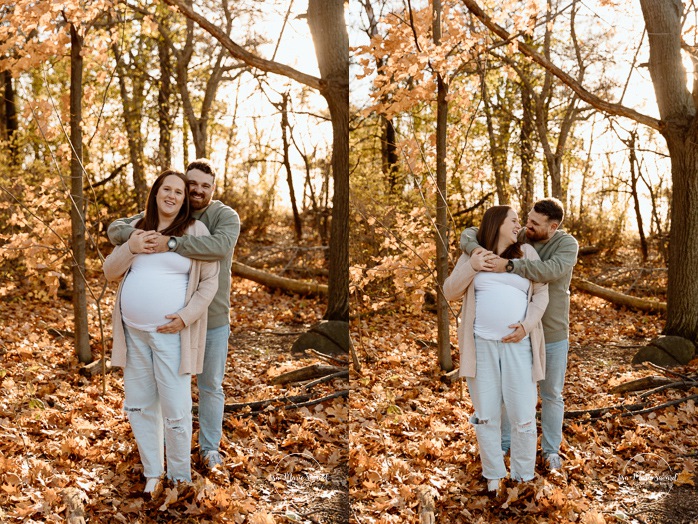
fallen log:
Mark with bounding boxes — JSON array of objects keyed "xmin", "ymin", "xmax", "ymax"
[
  {"xmin": 221, "ymin": 394, "xmax": 311, "ymax": 413},
  {"xmin": 245, "ymin": 389, "xmax": 349, "ymax": 416},
  {"xmin": 610, "ymin": 375, "xmax": 675, "ymax": 394},
  {"xmin": 565, "ymin": 393, "xmax": 698, "ymax": 420},
  {"xmin": 302, "ymin": 369, "xmax": 349, "ymax": 390},
  {"xmin": 232, "ymin": 261, "xmax": 328, "ymax": 296},
  {"xmin": 269, "ymin": 364, "xmax": 346, "ymax": 385},
  {"xmin": 571, "ymin": 277, "xmax": 666, "ymax": 313},
  {"xmin": 80, "ymin": 358, "xmax": 111, "ymax": 377}
]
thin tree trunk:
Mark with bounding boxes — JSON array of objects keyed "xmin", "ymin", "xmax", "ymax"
[
  {"xmin": 280, "ymin": 92, "xmax": 302, "ymax": 240},
  {"xmin": 434, "ymin": 0, "xmax": 453, "ymax": 372},
  {"xmin": 520, "ymin": 80, "xmax": 535, "ymax": 213},
  {"xmin": 157, "ymin": 35, "xmax": 172, "ymax": 171},
  {"xmin": 70, "ymin": 25, "xmax": 91, "ymax": 364},
  {"xmin": 307, "ymin": 0, "xmax": 349, "ymax": 322},
  {"xmin": 382, "ymin": 115, "xmax": 399, "ymax": 191},
  {"xmin": 3, "ymin": 70, "xmax": 18, "ymax": 164},
  {"xmin": 112, "ymin": 43, "xmax": 147, "ymax": 209},
  {"xmin": 626, "ymin": 131, "xmax": 648, "ymax": 261}
]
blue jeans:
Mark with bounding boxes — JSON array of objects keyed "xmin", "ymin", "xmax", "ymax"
[
  {"xmin": 466, "ymin": 336, "xmax": 537, "ymax": 481},
  {"xmin": 500, "ymin": 339, "xmax": 569, "ymax": 457},
  {"xmin": 123, "ymin": 326, "xmax": 192, "ymax": 482},
  {"xmin": 539, "ymin": 339, "xmax": 569, "ymax": 457},
  {"xmin": 196, "ymin": 324, "xmax": 230, "ymax": 453}
]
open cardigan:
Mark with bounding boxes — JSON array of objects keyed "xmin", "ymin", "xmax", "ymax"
[
  {"xmin": 443, "ymin": 244, "xmax": 549, "ymax": 382},
  {"xmin": 103, "ymin": 220, "xmax": 220, "ymax": 375}
]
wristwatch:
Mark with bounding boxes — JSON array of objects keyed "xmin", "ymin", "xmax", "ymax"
[
  {"xmin": 167, "ymin": 237, "xmax": 177, "ymax": 251},
  {"xmin": 505, "ymin": 260, "xmax": 514, "ymax": 273}
]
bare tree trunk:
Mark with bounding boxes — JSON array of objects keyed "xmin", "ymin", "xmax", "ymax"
[
  {"xmin": 70, "ymin": 25, "xmax": 91, "ymax": 364},
  {"xmin": 157, "ymin": 33, "xmax": 173, "ymax": 171},
  {"xmin": 382, "ymin": 115, "xmax": 399, "ymax": 192},
  {"xmin": 434, "ymin": 0, "xmax": 453, "ymax": 372},
  {"xmin": 280, "ymin": 92, "xmax": 302, "ymax": 240},
  {"xmin": 640, "ymin": 0, "xmax": 698, "ymax": 340},
  {"xmin": 308, "ymin": 0, "xmax": 349, "ymax": 322},
  {"xmin": 625, "ymin": 130, "xmax": 648, "ymax": 261},
  {"xmin": 111, "ymin": 43, "xmax": 147, "ymax": 209},
  {"xmin": 520, "ymin": 78, "xmax": 535, "ymax": 213},
  {"xmin": 3, "ymin": 70, "xmax": 18, "ymax": 164},
  {"xmin": 480, "ymin": 63, "xmax": 512, "ymax": 205}
]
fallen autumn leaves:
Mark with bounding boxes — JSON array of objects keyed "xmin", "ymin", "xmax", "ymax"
[
  {"xmin": 0, "ymin": 278, "xmax": 348, "ymax": 523},
  {"xmin": 349, "ymin": 292, "xmax": 698, "ymax": 523}
]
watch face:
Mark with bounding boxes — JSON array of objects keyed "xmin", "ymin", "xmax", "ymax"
[{"xmin": 168, "ymin": 238, "xmax": 176, "ymax": 249}]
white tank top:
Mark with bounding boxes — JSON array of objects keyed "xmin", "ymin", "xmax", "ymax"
[
  {"xmin": 473, "ymin": 270, "xmax": 530, "ymax": 340},
  {"xmin": 120, "ymin": 252, "xmax": 192, "ymax": 332}
]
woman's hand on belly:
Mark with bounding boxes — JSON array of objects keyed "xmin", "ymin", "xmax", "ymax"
[
  {"xmin": 156, "ymin": 314, "xmax": 185, "ymax": 334},
  {"xmin": 502, "ymin": 322, "xmax": 526, "ymax": 343}
]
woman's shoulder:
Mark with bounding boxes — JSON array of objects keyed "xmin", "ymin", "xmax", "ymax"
[
  {"xmin": 520, "ymin": 243, "xmax": 540, "ymax": 259},
  {"xmin": 186, "ymin": 220, "xmax": 211, "ymax": 236}
]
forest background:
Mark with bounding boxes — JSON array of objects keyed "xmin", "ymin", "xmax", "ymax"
[
  {"xmin": 349, "ymin": 0, "xmax": 697, "ymax": 523},
  {"xmin": 0, "ymin": 0, "xmax": 349, "ymax": 522},
  {"xmin": 0, "ymin": 0, "xmax": 697, "ymax": 523}
]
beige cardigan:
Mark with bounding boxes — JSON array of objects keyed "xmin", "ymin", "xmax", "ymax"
[
  {"xmin": 103, "ymin": 220, "xmax": 220, "ymax": 375},
  {"xmin": 443, "ymin": 244, "xmax": 549, "ymax": 381}
]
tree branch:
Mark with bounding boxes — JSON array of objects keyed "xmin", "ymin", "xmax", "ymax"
[
  {"xmin": 161, "ymin": 0, "xmax": 322, "ymax": 91},
  {"xmin": 461, "ymin": 0, "xmax": 662, "ymax": 132}
]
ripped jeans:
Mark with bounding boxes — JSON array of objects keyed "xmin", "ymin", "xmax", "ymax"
[
  {"xmin": 466, "ymin": 336, "xmax": 537, "ymax": 481},
  {"xmin": 123, "ymin": 325, "xmax": 192, "ymax": 482}
]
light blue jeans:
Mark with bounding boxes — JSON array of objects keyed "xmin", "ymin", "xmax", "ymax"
[
  {"xmin": 196, "ymin": 324, "xmax": 230, "ymax": 453},
  {"xmin": 500, "ymin": 339, "xmax": 569, "ymax": 457},
  {"xmin": 466, "ymin": 336, "xmax": 537, "ymax": 481},
  {"xmin": 123, "ymin": 326, "xmax": 192, "ymax": 482},
  {"xmin": 539, "ymin": 339, "xmax": 569, "ymax": 457}
]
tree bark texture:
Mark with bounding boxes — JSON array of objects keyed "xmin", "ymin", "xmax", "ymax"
[
  {"xmin": 434, "ymin": 0, "xmax": 453, "ymax": 371},
  {"xmin": 640, "ymin": 0, "xmax": 698, "ymax": 341},
  {"xmin": 308, "ymin": 0, "xmax": 350, "ymax": 322},
  {"xmin": 69, "ymin": 25, "xmax": 91, "ymax": 364}
]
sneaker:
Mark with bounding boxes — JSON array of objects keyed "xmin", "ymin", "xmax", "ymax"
[
  {"xmin": 144, "ymin": 477, "xmax": 161, "ymax": 494},
  {"xmin": 487, "ymin": 478, "xmax": 501, "ymax": 493},
  {"xmin": 546, "ymin": 453, "xmax": 562, "ymax": 471},
  {"xmin": 201, "ymin": 450, "xmax": 223, "ymax": 469}
]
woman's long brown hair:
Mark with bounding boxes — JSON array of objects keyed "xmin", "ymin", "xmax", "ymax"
[
  {"xmin": 135, "ymin": 170, "xmax": 194, "ymax": 236},
  {"xmin": 476, "ymin": 205, "xmax": 523, "ymax": 259}
]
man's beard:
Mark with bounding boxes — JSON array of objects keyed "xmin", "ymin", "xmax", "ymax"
[
  {"xmin": 189, "ymin": 193, "xmax": 210, "ymax": 210},
  {"xmin": 525, "ymin": 229, "xmax": 548, "ymax": 242}
]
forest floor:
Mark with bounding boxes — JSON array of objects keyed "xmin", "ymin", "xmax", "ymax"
[
  {"xmin": 0, "ymin": 272, "xmax": 348, "ymax": 523},
  {"xmin": 349, "ymin": 247, "xmax": 698, "ymax": 523}
]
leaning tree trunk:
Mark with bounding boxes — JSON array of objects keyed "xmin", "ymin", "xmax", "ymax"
[
  {"xmin": 434, "ymin": 0, "xmax": 453, "ymax": 371},
  {"xmin": 70, "ymin": 25, "xmax": 91, "ymax": 364},
  {"xmin": 307, "ymin": 0, "xmax": 349, "ymax": 322},
  {"xmin": 640, "ymin": 0, "xmax": 698, "ymax": 341}
]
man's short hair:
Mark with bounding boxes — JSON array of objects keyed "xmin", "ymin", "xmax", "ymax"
[
  {"xmin": 186, "ymin": 158, "xmax": 216, "ymax": 180},
  {"xmin": 533, "ymin": 197, "xmax": 564, "ymax": 224}
]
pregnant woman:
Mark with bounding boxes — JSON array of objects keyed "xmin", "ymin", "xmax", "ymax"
[
  {"xmin": 444, "ymin": 205, "xmax": 548, "ymax": 493},
  {"xmin": 104, "ymin": 170, "xmax": 219, "ymax": 493}
]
